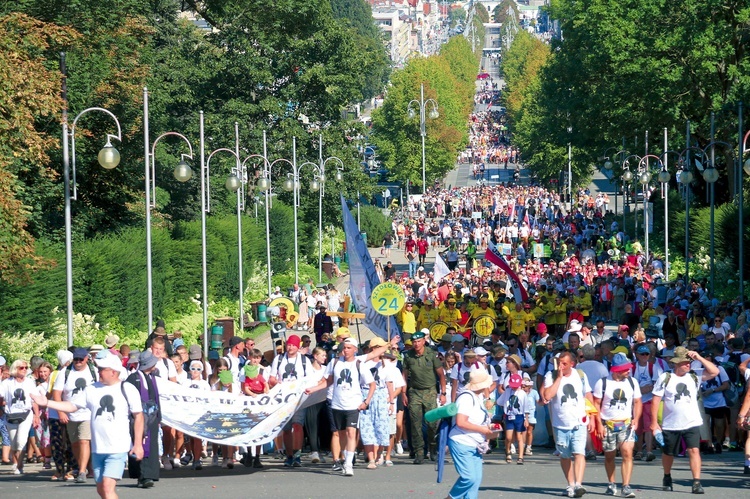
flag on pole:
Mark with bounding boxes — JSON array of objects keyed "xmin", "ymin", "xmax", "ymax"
[
  {"xmin": 485, "ymin": 241, "xmax": 529, "ymax": 303},
  {"xmin": 434, "ymin": 251, "xmax": 450, "ymax": 282},
  {"xmin": 341, "ymin": 195, "xmax": 398, "ymax": 339}
]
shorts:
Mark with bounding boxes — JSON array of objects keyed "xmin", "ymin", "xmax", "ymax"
[
  {"xmin": 602, "ymin": 424, "xmax": 636, "ymax": 453},
  {"xmin": 553, "ymin": 426, "xmax": 587, "ymax": 459},
  {"xmin": 66, "ymin": 420, "xmax": 91, "ymax": 443},
  {"xmin": 662, "ymin": 426, "xmax": 701, "ymax": 456},
  {"xmin": 327, "ymin": 400, "xmax": 338, "ymax": 432},
  {"xmin": 389, "ymin": 413, "xmax": 397, "ymax": 435},
  {"xmin": 640, "ymin": 401, "xmax": 653, "ymax": 431},
  {"xmin": 283, "ymin": 407, "xmax": 306, "ymax": 432},
  {"xmin": 505, "ymin": 416, "xmax": 526, "ymax": 433},
  {"xmin": 704, "ymin": 406, "xmax": 730, "ymax": 420},
  {"xmin": 331, "ymin": 409, "xmax": 360, "ymax": 431},
  {"xmin": 92, "ymin": 452, "xmax": 127, "ymax": 483}
]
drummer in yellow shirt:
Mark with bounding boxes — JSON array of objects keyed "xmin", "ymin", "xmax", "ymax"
[
  {"xmin": 439, "ymin": 297, "xmax": 462, "ymax": 327},
  {"xmin": 416, "ymin": 299, "xmax": 440, "ymax": 331},
  {"xmin": 575, "ymin": 286, "xmax": 593, "ymax": 320},
  {"xmin": 508, "ymin": 302, "xmax": 529, "ymax": 336},
  {"xmin": 470, "ymin": 296, "xmax": 497, "ymax": 321}
]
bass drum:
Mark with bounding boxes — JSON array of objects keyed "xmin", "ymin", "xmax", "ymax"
[
  {"xmin": 428, "ymin": 321, "xmax": 449, "ymax": 344},
  {"xmin": 472, "ymin": 315, "xmax": 496, "ymax": 346}
]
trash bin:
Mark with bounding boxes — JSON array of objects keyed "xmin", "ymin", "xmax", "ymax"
[
  {"xmin": 361, "ymin": 232, "xmax": 367, "ymax": 247},
  {"xmin": 210, "ymin": 324, "xmax": 224, "ymax": 350},
  {"xmin": 334, "ymin": 255, "xmax": 341, "ymax": 266},
  {"xmin": 257, "ymin": 303, "xmax": 268, "ymax": 322}
]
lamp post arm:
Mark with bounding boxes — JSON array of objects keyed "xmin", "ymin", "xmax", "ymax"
[
  {"xmin": 150, "ymin": 132, "xmax": 194, "ymax": 208},
  {"xmin": 69, "ymin": 108, "xmax": 122, "ymax": 201},
  {"xmin": 206, "ymin": 148, "xmax": 241, "ymax": 213}
]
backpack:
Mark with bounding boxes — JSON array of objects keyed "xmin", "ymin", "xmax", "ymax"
[
  {"xmin": 601, "ymin": 375, "xmax": 635, "ymax": 396},
  {"xmin": 274, "ymin": 353, "xmax": 308, "ymax": 379},
  {"xmin": 631, "ymin": 362, "xmax": 654, "ymax": 378},
  {"xmin": 660, "ymin": 371, "xmax": 701, "ymax": 400},
  {"xmin": 722, "ymin": 353, "xmax": 746, "ymax": 391},
  {"xmin": 64, "ymin": 360, "xmax": 97, "ymax": 384}
]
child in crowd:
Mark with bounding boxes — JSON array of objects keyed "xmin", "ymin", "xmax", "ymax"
[
  {"xmin": 241, "ymin": 349, "xmax": 267, "ymax": 468},
  {"xmin": 497, "ymin": 373, "xmax": 529, "ymax": 464},
  {"xmin": 522, "ymin": 378, "xmax": 540, "ymax": 455}
]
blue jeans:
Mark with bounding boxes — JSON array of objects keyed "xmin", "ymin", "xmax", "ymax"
[
  {"xmin": 447, "ymin": 440, "xmax": 483, "ymax": 499},
  {"xmin": 408, "ymin": 259, "xmax": 418, "ymax": 278}
]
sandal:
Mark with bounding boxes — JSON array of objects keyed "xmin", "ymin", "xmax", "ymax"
[
  {"xmin": 385, "ymin": 460, "xmax": 394, "ymax": 467},
  {"xmin": 366, "ymin": 462, "xmax": 377, "ymax": 470},
  {"xmin": 63, "ymin": 473, "xmax": 75, "ymax": 481},
  {"xmin": 505, "ymin": 454, "xmax": 512, "ymax": 463},
  {"xmin": 517, "ymin": 458, "xmax": 524, "ymax": 465},
  {"xmin": 51, "ymin": 474, "xmax": 61, "ymax": 481}
]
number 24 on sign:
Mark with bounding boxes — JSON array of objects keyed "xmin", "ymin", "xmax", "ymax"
[{"xmin": 370, "ymin": 282, "xmax": 405, "ymax": 316}]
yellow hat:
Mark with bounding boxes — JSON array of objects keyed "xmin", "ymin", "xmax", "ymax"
[
  {"xmin": 612, "ymin": 346, "xmax": 630, "ymax": 356},
  {"xmin": 369, "ymin": 337, "xmax": 387, "ymax": 348},
  {"xmin": 336, "ymin": 327, "xmax": 351, "ymax": 339},
  {"xmin": 405, "ymin": 339, "xmax": 413, "ymax": 346}
]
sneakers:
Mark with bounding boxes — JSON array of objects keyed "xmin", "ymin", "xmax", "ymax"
[
  {"xmin": 621, "ymin": 485, "xmax": 635, "ymax": 498},
  {"xmin": 252, "ymin": 456, "xmax": 263, "ymax": 469},
  {"xmin": 526, "ymin": 448, "xmax": 533, "ymax": 456},
  {"xmin": 662, "ymin": 474, "xmax": 673, "ymax": 491},
  {"xmin": 193, "ymin": 459, "xmax": 203, "ymax": 471},
  {"xmin": 645, "ymin": 452, "xmax": 655, "ymax": 462},
  {"xmin": 692, "ymin": 481, "xmax": 704, "ymax": 494},
  {"xmin": 564, "ymin": 486, "xmax": 575, "ymax": 498},
  {"xmin": 343, "ymin": 464, "xmax": 354, "ymax": 477},
  {"xmin": 292, "ymin": 456, "xmax": 302, "ymax": 467},
  {"xmin": 161, "ymin": 455, "xmax": 173, "ymax": 470},
  {"xmin": 332, "ymin": 460, "xmax": 343, "ymax": 471},
  {"xmin": 310, "ymin": 451, "xmax": 320, "ymax": 464},
  {"xmin": 395, "ymin": 442, "xmax": 404, "ymax": 455},
  {"xmin": 221, "ymin": 458, "xmax": 234, "ymax": 469},
  {"xmin": 138, "ymin": 478, "xmax": 155, "ymax": 488},
  {"xmin": 172, "ymin": 458, "xmax": 181, "ymax": 468},
  {"xmin": 605, "ymin": 483, "xmax": 617, "ymax": 496},
  {"xmin": 585, "ymin": 450, "xmax": 597, "ymax": 461},
  {"xmin": 211, "ymin": 454, "xmax": 219, "ymax": 466},
  {"xmin": 745, "ymin": 465, "xmax": 750, "ymax": 475},
  {"xmin": 573, "ymin": 485, "xmax": 586, "ymax": 497},
  {"xmin": 283, "ymin": 456, "xmax": 294, "ymax": 467},
  {"xmin": 634, "ymin": 451, "xmax": 643, "ymax": 461},
  {"xmin": 722, "ymin": 437, "xmax": 730, "ymax": 449},
  {"xmin": 12, "ymin": 466, "xmax": 22, "ymax": 476},
  {"xmin": 74, "ymin": 470, "xmax": 87, "ymax": 483},
  {"xmin": 180, "ymin": 454, "xmax": 192, "ymax": 466}
]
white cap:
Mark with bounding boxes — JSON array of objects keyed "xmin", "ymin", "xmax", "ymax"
[
  {"xmin": 57, "ymin": 349, "xmax": 73, "ymax": 367},
  {"xmin": 342, "ymin": 337, "xmax": 359, "ymax": 347},
  {"xmin": 474, "ymin": 347, "xmax": 488, "ymax": 356},
  {"xmin": 0, "ymin": 355, "xmax": 6, "ymax": 367}
]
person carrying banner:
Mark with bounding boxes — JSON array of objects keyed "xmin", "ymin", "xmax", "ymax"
[
  {"xmin": 306, "ymin": 337, "xmax": 375, "ymax": 477},
  {"xmin": 401, "ymin": 330, "xmax": 447, "ymax": 464},
  {"xmin": 32, "ymin": 352, "xmax": 144, "ymax": 499},
  {"xmin": 269, "ymin": 334, "xmax": 310, "ymax": 468},
  {"xmin": 125, "ymin": 350, "xmax": 162, "ymax": 488}
]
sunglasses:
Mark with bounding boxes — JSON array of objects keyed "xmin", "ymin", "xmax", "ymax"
[
  {"xmin": 18, "ymin": 366, "xmax": 28, "ymax": 370},
  {"xmin": 637, "ymin": 352, "xmax": 649, "ymax": 356},
  {"xmin": 73, "ymin": 358, "xmax": 86, "ymax": 362},
  {"xmin": 190, "ymin": 367, "xmax": 204, "ymax": 371}
]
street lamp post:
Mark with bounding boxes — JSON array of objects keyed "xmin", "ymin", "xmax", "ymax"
[
  {"xmin": 62, "ymin": 105, "xmax": 122, "ymax": 346},
  {"xmin": 741, "ymin": 124, "xmax": 750, "ymax": 299},
  {"xmin": 407, "ymin": 83, "xmax": 439, "ymax": 194},
  {"xmin": 143, "ymin": 87, "xmax": 194, "ymax": 334},
  {"xmin": 621, "ymin": 156, "xmax": 638, "ymax": 237},
  {"xmin": 316, "ymin": 136, "xmax": 344, "ymax": 282},
  {"xmin": 637, "ymin": 154, "xmax": 663, "ymax": 261}
]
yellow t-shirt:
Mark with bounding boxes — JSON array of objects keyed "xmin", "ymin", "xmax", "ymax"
[
  {"xmin": 439, "ymin": 307, "xmax": 462, "ymax": 326},
  {"xmin": 641, "ymin": 308, "xmax": 656, "ymax": 326},
  {"xmin": 416, "ymin": 308, "xmax": 440, "ymax": 330},
  {"xmin": 401, "ymin": 310, "xmax": 416, "ymax": 333},
  {"xmin": 470, "ymin": 306, "xmax": 496, "ymax": 320},
  {"xmin": 509, "ymin": 311, "xmax": 527, "ymax": 336},
  {"xmin": 524, "ymin": 311, "xmax": 537, "ymax": 327}
]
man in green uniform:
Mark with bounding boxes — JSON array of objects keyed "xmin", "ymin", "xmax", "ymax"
[{"xmin": 401, "ymin": 330, "xmax": 446, "ymax": 464}]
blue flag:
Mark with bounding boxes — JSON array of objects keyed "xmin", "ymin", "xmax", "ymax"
[{"xmin": 340, "ymin": 195, "xmax": 399, "ymax": 339}]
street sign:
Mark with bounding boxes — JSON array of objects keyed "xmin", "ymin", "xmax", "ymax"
[{"xmin": 370, "ymin": 282, "xmax": 406, "ymax": 316}]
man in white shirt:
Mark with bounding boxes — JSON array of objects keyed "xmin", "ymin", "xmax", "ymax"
[
  {"xmin": 224, "ymin": 336, "xmax": 245, "ymax": 382},
  {"xmin": 53, "ymin": 347, "xmax": 98, "ymax": 483},
  {"xmin": 307, "ymin": 338, "xmax": 375, "ymax": 477},
  {"xmin": 149, "ymin": 336, "xmax": 178, "ymax": 469},
  {"xmin": 542, "ymin": 351, "xmax": 595, "ymax": 498},
  {"xmin": 34, "ymin": 352, "xmax": 144, "ymax": 499},
  {"xmin": 593, "ymin": 353, "xmax": 642, "ymax": 498},
  {"xmin": 269, "ymin": 334, "xmax": 310, "ymax": 467},
  {"xmin": 651, "ymin": 347, "xmax": 718, "ymax": 494}
]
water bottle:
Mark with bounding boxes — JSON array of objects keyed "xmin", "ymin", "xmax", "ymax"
[{"xmin": 654, "ymin": 430, "xmax": 665, "ymax": 447}]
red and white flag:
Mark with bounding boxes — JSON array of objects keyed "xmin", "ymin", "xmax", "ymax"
[{"xmin": 485, "ymin": 242, "xmax": 529, "ymax": 303}]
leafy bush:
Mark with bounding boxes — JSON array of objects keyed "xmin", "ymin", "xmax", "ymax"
[{"xmin": 358, "ymin": 205, "xmax": 391, "ymax": 247}]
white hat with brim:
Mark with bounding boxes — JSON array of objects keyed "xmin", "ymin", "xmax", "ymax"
[{"xmin": 466, "ymin": 370, "xmax": 492, "ymax": 392}]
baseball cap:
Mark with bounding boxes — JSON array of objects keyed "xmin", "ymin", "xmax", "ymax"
[
  {"xmin": 94, "ymin": 351, "xmax": 123, "ymax": 371},
  {"xmin": 610, "ymin": 353, "xmax": 633, "ymax": 372},
  {"xmin": 286, "ymin": 335, "xmax": 301, "ymax": 347},
  {"xmin": 229, "ymin": 336, "xmax": 244, "ymax": 348},
  {"xmin": 336, "ymin": 327, "xmax": 351, "ymax": 338},
  {"xmin": 636, "ymin": 344, "xmax": 650, "ymax": 355},
  {"xmin": 451, "ymin": 334, "xmax": 464, "ymax": 343},
  {"xmin": 342, "ymin": 337, "xmax": 359, "ymax": 348},
  {"xmin": 73, "ymin": 347, "xmax": 89, "ymax": 360},
  {"xmin": 612, "ymin": 346, "xmax": 630, "ymax": 356},
  {"xmin": 189, "ymin": 345, "xmax": 202, "ymax": 360},
  {"xmin": 536, "ymin": 323, "xmax": 548, "ymax": 333},
  {"xmin": 369, "ymin": 337, "xmax": 387, "ymax": 348},
  {"xmin": 474, "ymin": 347, "xmax": 488, "ymax": 356}
]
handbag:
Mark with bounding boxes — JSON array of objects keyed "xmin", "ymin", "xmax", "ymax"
[{"xmin": 6, "ymin": 412, "xmax": 29, "ymax": 425}]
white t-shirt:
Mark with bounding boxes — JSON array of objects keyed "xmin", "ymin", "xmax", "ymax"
[
  {"xmin": 544, "ymin": 370, "xmax": 591, "ymax": 430},
  {"xmin": 224, "ymin": 353, "xmax": 243, "ymax": 382},
  {"xmin": 1, "ymin": 377, "xmax": 37, "ymax": 415},
  {"xmin": 53, "ymin": 366, "xmax": 99, "ymax": 422},
  {"xmin": 701, "ymin": 366, "xmax": 729, "ymax": 409},
  {"xmin": 308, "ymin": 365, "xmax": 328, "ymax": 386},
  {"xmin": 75, "ymin": 381, "xmax": 142, "ymax": 454},
  {"xmin": 362, "ymin": 360, "xmax": 387, "ymax": 390},
  {"xmin": 449, "ymin": 391, "xmax": 489, "ymax": 446},
  {"xmin": 328, "ymin": 358, "xmax": 374, "ymax": 410},
  {"xmin": 450, "ymin": 361, "xmax": 483, "ymax": 396},
  {"xmin": 383, "ymin": 362, "xmax": 406, "ymax": 391},
  {"xmin": 152, "ymin": 358, "xmax": 177, "ymax": 381},
  {"xmin": 631, "ymin": 362, "xmax": 662, "ymax": 403},
  {"xmin": 593, "ymin": 376, "xmax": 642, "ymax": 421},
  {"xmin": 652, "ymin": 372, "xmax": 703, "ymax": 430},
  {"xmin": 175, "ymin": 370, "xmax": 188, "ymax": 386},
  {"xmin": 270, "ymin": 353, "xmax": 309, "ymax": 383},
  {"xmin": 185, "ymin": 378, "xmax": 210, "ymax": 391},
  {"xmin": 497, "ymin": 387, "xmax": 528, "ymax": 420}
]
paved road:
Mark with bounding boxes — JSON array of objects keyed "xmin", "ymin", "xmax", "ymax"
[{"xmin": 1, "ymin": 448, "xmax": 747, "ymax": 498}]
